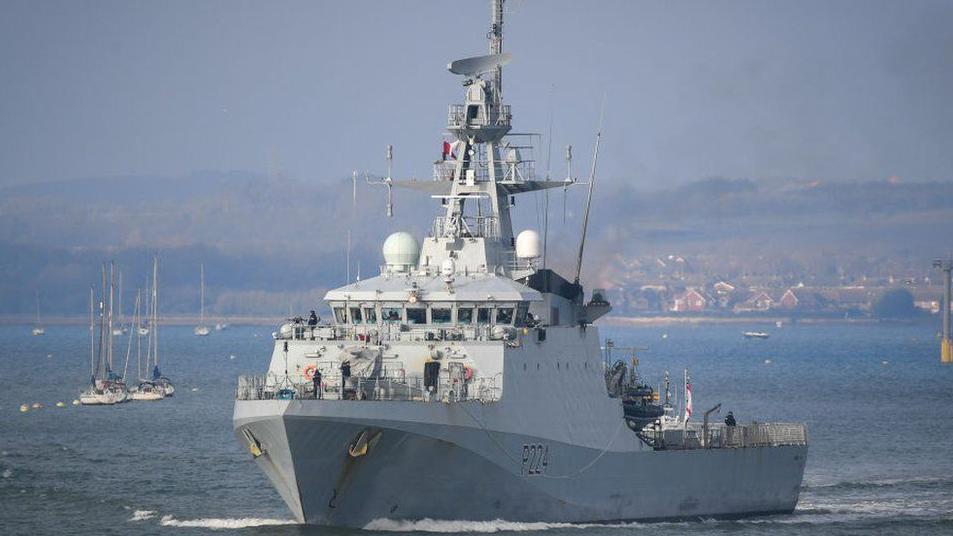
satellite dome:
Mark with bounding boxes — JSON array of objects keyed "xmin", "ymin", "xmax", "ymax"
[
  {"xmin": 515, "ymin": 230, "xmax": 541, "ymax": 259},
  {"xmin": 383, "ymin": 232, "xmax": 420, "ymax": 272}
]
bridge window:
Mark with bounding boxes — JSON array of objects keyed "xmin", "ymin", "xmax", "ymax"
[
  {"xmin": 458, "ymin": 307, "xmax": 474, "ymax": 324},
  {"xmin": 431, "ymin": 307, "xmax": 452, "ymax": 324},
  {"xmin": 382, "ymin": 307, "xmax": 402, "ymax": 322},
  {"xmin": 407, "ymin": 307, "xmax": 426, "ymax": 324},
  {"xmin": 364, "ymin": 307, "xmax": 377, "ymax": 323},
  {"xmin": 496, "ymin": 307, "xmax": 514, "ymax": 325},
  {"xmin": 349, "ymin": 307, "xmax": 363, "ymax": 324},
  {"xmin": 516, "ymin": 303, "xmax": 529, "ymax": 326},
  {"xmin": 333, "ymin": 307, "xmax": 347, "ymax": 324},
  {"xmin": 477, "ymin": 307, "xmax": 492, "ymax": 324}
]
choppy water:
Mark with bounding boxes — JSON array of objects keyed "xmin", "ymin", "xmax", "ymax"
[{"xmin": 2, "ymin": 322, "xmax": 952, "ymax": 535}]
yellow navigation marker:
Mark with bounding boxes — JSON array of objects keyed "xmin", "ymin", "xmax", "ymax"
[{"xmin": 19, "ymin": 404, "xmax": 29, "ymax": 413}]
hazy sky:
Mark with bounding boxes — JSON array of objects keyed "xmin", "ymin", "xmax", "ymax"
[{"xmin": 2, "ymin": 0, "xmax": 952, "ymax": 188}]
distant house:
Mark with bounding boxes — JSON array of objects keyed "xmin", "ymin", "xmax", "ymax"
[
  {"xmin": 734, "ymin": 290, "xmax": 774, "ymax": 313},
  {"xmin": 778, "ymin": 288, "xmax": 829, "ymax": 312},
  {"xmin": 671, "ymin": 288, "xmax": 708, "ymax": 312},
  {"xmin": 778, "ymin": 288, "xmax": 800, "ymax": 309}
]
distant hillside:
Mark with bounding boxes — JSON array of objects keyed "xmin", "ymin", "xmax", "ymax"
[{"xmin": 0, "ymin": 172, "xmax": 950, "ymax": 315}]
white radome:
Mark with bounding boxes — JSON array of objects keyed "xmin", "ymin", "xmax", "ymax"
[
  {"xmin": 515, "ymin": 229, "xmax": 541, "ymax": 259},
  {"xmin": 383, "ymin": 232, "xmax": 420, "ymax": 272}
]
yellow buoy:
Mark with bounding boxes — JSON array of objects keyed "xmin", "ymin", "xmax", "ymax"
[
  {"xmin": 72, "ymin": 399, "xmax": 80, "ymax": 406},
  {"xmin": 56, "ymin": 401, "xmax": 66, "ymax": 408},
  {"xmin": 19, "ymin": 404, "xmax": 29, "ymax": 413},
  {"xmin": 31, "ymin": 402, "xmax": 42, "ymax": 409}
]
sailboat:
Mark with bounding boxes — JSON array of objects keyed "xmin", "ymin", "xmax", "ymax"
[
  {"xmin": 31, "ymin": 291, "xmax": 45, "ymax": 336},
  {"xmin": 143, "ymin": 255, "xmax": 174, "ymax": 397},
  {"xmin": 129, "ymin": 287, "xmax": 163, "ymax": 401},
  {"xmin": 80, "ymin": 264, "xmax": 129, "ymax": 405},
  {"xmin": 194, "ymin": 263, "xmax": 211, "ymax": 336}
]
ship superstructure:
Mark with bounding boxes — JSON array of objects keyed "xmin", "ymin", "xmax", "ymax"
[{"xmin": 234, "ymin": 1, "xmax": 807, "ymax": 527}]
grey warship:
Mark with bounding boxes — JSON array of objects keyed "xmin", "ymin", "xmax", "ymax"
[{"xmin": 233, "ymin": 1, "xmax": 808, "ymax": 527}]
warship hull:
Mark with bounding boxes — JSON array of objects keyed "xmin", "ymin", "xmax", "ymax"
[{"xmin": 234, "ymin": 400, "xmax": 807, "ymax": 528}]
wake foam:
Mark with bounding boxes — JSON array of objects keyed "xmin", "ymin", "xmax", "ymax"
[
  {"xmin": 364, "ymin": 518, "xmax": 660, "ymax": 533},
  {"xmin": 159, "ymin": 515, "xmax": 295, "ymax": 529},
  {"xmin": 130, "ymin": 510, "xmax": 156, "ymax": 521}
]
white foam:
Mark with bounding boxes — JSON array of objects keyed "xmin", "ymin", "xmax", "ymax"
[
  {"xmin": 130, "ymin": 510, "xmax": 156, "ymax": 521},
  {"xmin": 159, "ymin": 515, "xmax": 295, "ymax": 530},
  {"xmin": 364, "ymin": 518, "xmax": 658, "ymax": 533},
  {"xmin": 2, "ymin": 468, "xmax": 12, "ymax": 478}
]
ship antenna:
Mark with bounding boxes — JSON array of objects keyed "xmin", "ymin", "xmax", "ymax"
[
  {"xmin": 573, "ymin": 94, "xmax": 606, "ymax": 285},
  {"xmin": 543, "ymin": 93, "xmax": 554, "ymax": 268}
]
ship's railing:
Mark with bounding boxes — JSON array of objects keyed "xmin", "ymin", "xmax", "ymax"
[
  {"xmin": 447, "ymin": 104, "xmax": 511, "ymax": 129},
  {"xmin": 275, "ymin": 321, "xmax": 522, "ymax": 345},
  {"xmin": 236, "ymin": 373, "xmax": 501, "ymax": 404},
  {"xmin": 646, "ymin": 422, "xmax": 808, "ymax": 450},
  {"xmin": 431, "ymin": 215, "xmax": 500, "ymax": 239}
]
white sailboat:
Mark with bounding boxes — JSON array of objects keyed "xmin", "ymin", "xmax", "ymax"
[
  {"xmin": 143, "ymin": 255, "xmax": 174, "ymax": 397},
  {"xmin": 80, "ymin": 264, "xmax": 129, "ymax": 405},
  {"xmin": 31, "ymin": 291, "xmax": 45, "ymax": 336},
  {"xmin": 194, "ymin": 262, "xmax": 211, "ymax": 336},
  {"xmin": 129, "ymin": 287, "xmax": 163, "ymax": 401}
]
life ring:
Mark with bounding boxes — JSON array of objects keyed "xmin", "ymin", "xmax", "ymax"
[{"xmin": 303, "ymin": 364, "xmax": 318, "ymax": 380}]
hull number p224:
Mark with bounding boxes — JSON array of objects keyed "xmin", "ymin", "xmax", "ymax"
[{"xmin": 521, "ymin": 444, "xmax": 549, "ymax": 476}]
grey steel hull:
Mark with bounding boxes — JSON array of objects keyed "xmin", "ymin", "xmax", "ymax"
[{"xmin": 234, "ymin": 400, "xmax": 807, "ymax": 528}]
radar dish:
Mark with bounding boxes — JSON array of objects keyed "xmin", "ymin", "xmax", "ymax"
[{"xmin": 447, "ymin": 53, "xmax": 512, "ymax": 77}]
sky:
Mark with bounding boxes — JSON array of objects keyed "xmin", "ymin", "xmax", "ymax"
[{"xmin": 1, "ymin": 0, "xmax": 952, "ymax": 188}]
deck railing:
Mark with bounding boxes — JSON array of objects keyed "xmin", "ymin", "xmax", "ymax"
[
  {"xmin": 236, "ymin": 373, "xmax": 501, "ymax": 404},
  {"xmin": 645, "ymin": 422, "xmax": 808, "ymax": 450}
]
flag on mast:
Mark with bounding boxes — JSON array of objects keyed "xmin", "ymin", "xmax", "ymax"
[{"xmin": 684, "ymin": 370, "xmax": 693, "ymax": 422}]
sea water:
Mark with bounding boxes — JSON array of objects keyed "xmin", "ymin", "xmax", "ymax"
[{"xmin": 1, "ymin": 322, "xmax": 951, "ymax": 535}]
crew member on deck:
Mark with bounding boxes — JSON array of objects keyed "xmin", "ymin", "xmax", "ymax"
[
  {"xmin": 725, "ymin": 411, "xmax": 737, "ymax": 427},
  {"xmin": 313, "ymin": 369, "xmax": 322, "ymax": 399},
  {"xmin": 308, "ymin": 310, "xmax": 318, "ymax": 339}
]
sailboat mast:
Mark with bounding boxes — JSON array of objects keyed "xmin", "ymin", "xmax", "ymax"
[
  {"xmin": 136, "ymin": 288, "xmax": 142, "ymax": 381},
  {"xmin": 108, "ymin": 262, "xmax": 115, "ymax": 371},
  {"xmin": 117, "ymin": 269, "xmax": 123, "ymax": 327},
  {"xmin": 35, "ymin": 291, "xmax": 40, "ymax": 325},
  {"xmin": 97, "ymin": 264, "xmax": 107, "ymax": 380},
  {"xmin": 200, "ymin": 262, "xmax": 205, "ymax": 325},
  {"xmin": 89, "ymin": 287, "xmax": 95, "ymax": 378},
  {"xmin": 153, "ymin": 255, "xmax": 159, "ymax": 367}
]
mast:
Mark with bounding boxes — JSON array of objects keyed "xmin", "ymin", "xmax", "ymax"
[
  {"xmin": 199, "ymin": 262, "xmax": 205, "ymax": 326},
  {"xmin": 34, "ymin": 290, "xmax": 40, "ymax": 326},
  {"xmin": 117, "ymin": 268, "xmax": 123, "ymax": 327},
  {"xmin": 108, "ymin": 262, "xmax": 115, "ymax": 372},
  {"xmin": 490, "ymin": 0, "xmax": 504, "ymax": 104},
  {"xmin": 153, "ymin": 255, "xmax": 159, "ymax": 368},
  {"xmin": 89, "ymin": 287, "xmax": 95, "ymax": 379},
  {"xmin": 97, "ymin": 264, "xmax": 107, "ymax": 381},
  {"xmin": 136, "ymin": 288, "xmax": 142, "ymax": 381}
]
